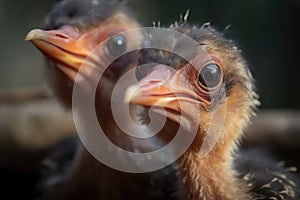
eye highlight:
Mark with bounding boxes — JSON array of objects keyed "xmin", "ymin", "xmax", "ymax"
[
  {"xmin": 198, "ymin": 64, "xmax": 222, "ymax": 88},
  {"xmin": 106, "ymin": 34, "xmax": 126, "ymax": 57}
]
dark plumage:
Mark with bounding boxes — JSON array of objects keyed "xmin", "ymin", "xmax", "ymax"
[
  {"xmin": 43, "ymin": 0, "xmax": 133, "ymax": 31},
  {"xmin": 236, "ymin": 148, "xmax": 300, "ymax": 200}
]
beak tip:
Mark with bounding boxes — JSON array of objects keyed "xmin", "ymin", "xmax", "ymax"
[{"xmin": 25, "ymin": 29, "xmax": 44, "ymax": 41}]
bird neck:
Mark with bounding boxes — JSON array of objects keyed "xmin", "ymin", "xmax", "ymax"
[
  {"xmin": 179, "ymin": 152, "xmax": 250, "ymax": 200},
  {"xmin": 177, "ymin": 140, "xmax": 251, "ymax": 200}
]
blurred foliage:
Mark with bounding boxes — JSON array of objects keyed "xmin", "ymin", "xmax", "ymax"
[{"xmin": 0, "ymin": 0, "xmax": 299, "ymax": 108}]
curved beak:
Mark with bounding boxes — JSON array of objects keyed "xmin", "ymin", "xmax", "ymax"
[
  {"xmin": 25, "ymin": 25, "xmax": 106, "ymax": 81},
  {"xmin": 124, "ymin": 65, "xmax": 202, "ymax": 132},
  {"xmin": 25, "ymin": 12, "xmax": 142, "ymax": 82}
]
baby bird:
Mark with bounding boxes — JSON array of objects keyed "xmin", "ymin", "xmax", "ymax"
[
  {"xmin": 125, "ymin": 23, "xmax": 300, "ymax": 199},
  {"xmin": 26, "ymin": 0, "xmax": 179, "ymax": 199}
]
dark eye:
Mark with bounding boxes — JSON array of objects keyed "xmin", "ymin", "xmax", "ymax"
[
  {"xmin": 198, "ymin": 64, "xmax": 222, "ymax": 88},
  {"xmin": 106, "ymin": 34, "xmax": 126, "ymax": 57}
]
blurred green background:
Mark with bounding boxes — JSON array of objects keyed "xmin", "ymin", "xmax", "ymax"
[{"xmin": 0, "ymin": 0, "xmax": 299, "ymax": 109}]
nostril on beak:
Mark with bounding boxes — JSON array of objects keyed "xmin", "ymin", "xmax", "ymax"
[{"xmin": 55, "ymin": 33, "xmax": 69, "ymax": 39}]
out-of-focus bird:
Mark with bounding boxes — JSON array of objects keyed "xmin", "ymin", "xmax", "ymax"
[
  {"xmin": 125, "ymin": 24, "xmax": 300, "ymax": 199},
  {"xmin": 26, "ymin": 0, "xmax": 179, "ymax": 199},
  {"xmin": 26, "ymin": 0, "xmax": 140, "ymax": 108}
]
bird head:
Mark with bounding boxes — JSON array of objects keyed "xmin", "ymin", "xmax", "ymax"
[
  {"xmin": 26, "ymin": 0, "xmax": 141, "ymax": 108},
  {"xmin": 125, "ymin": 24, "xmax": 259, "ymax": 154}
]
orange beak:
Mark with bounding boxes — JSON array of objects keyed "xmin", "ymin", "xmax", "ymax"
[
  {"xmin": 25, "ymin": 25, "xmax": 118, "ymax": 81},
  {"xmin": 125, "ymin": 64, "xmax": 203, "ymax": 132}
]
